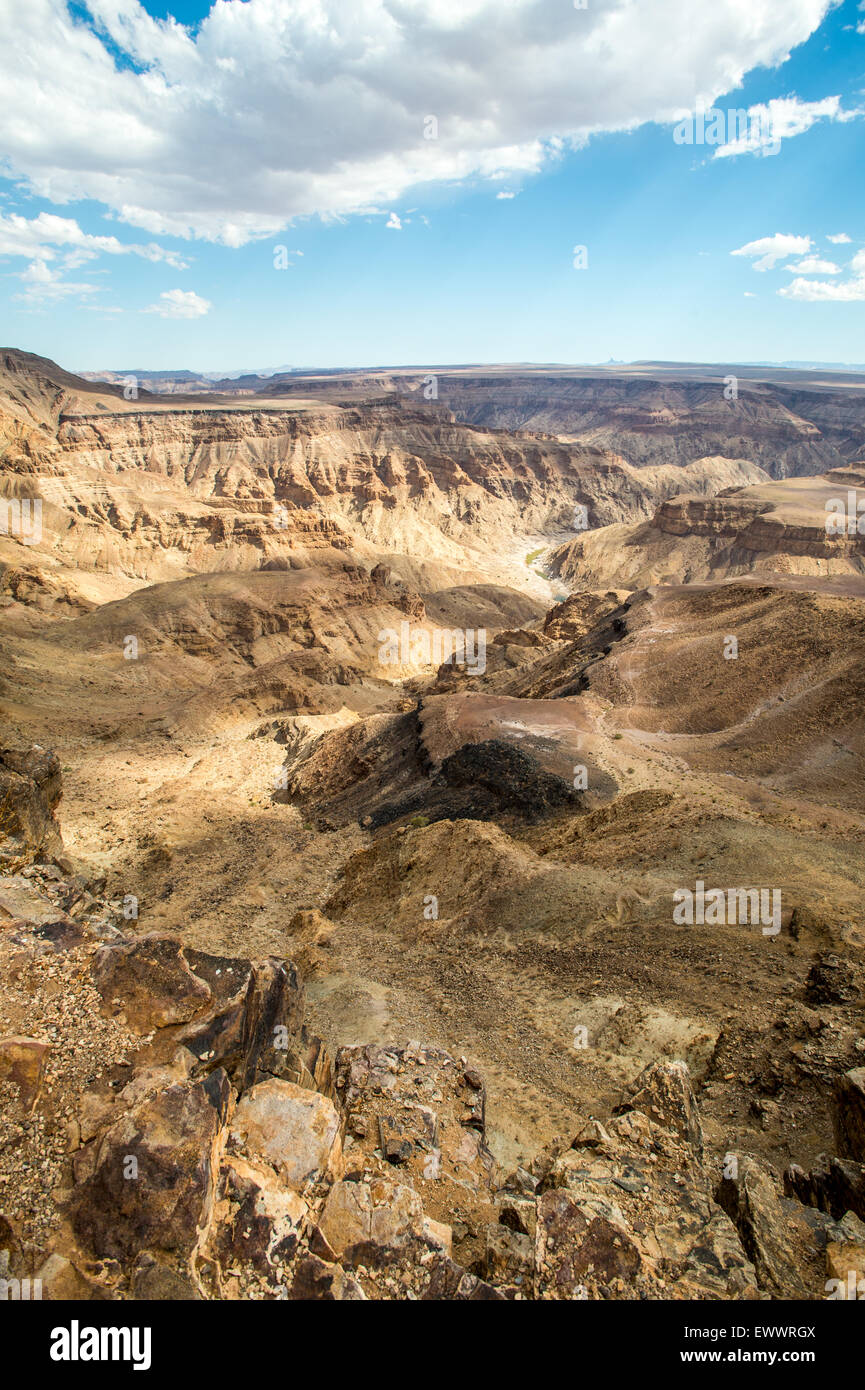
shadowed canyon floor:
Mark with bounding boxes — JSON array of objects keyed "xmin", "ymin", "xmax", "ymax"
[{"xmin": 1, "ymin": 352, "xmax": 864, "ymax": 1299}]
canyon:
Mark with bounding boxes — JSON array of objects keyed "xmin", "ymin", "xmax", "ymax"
[{"xmin": 1, "ymin": 348, "xmax": 864, "ymax": 1301}]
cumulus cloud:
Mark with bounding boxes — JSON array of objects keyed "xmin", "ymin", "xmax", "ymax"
[
  {"xmin": 779, "ymin": 276, "xmax": 865, "ymax": 300},
  {"xmin": 0, "ymin": 0, "xmax": 835, "ymax": 245},
  {"xmin": 143, "ymin": 288, "xmax": 211, "ymax": 318},
  {"xmin": 0, "ymin": 212, "xmax": 188, "ymax": 267},
  {"xmin": 496, "ymin": 191, "xmax": 518, "ymax": 199},
  {"xmin": 786, "ymin": 256, "xmax": 840, "ymax": 273},
  {"xmin": 778, "ymin": 249, "xmax": 865, "ymax": 300},
  {"xmin": 13, "ymin": 257, "xmax": 102, "ymax": 305},
  {"xmin": 827, "ymin": 232, "xmax": 852, "ymax": 243},
  {"xmin": 731, "ymin": 233, "xmax": 812, "ymax": 272},
  {"xmin": 385, "ymin": 212, "xmax": 402, "ymax": 230},
  {"xmin": 0, "ymin": 209, "xmax": 188, "ymax": 302},
  {"xmin": 713, "ymin": 95, "xmax": 861, "ymax": 158}
]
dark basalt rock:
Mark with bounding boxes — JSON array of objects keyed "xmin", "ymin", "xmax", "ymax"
[{"xmin": 370, "ymin": 738, "xmax": 581, "ymax": 828}]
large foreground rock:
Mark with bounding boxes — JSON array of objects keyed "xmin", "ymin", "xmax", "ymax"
[
  {"xmin": 0, "ymin": 742, "xmax": 62, "ymax": 854},
  {"xmin": 230, "ymin": 1079, "xmax": 342, "ymax": 1192},
  {"xmin": 14, "ymin": 910, "xmax": 855, "ymax": 1301},
  {"xmin": 316, "ymin": 1178, "xmax": 426, "ymax": 1267},
  {"xmin": 71, "ymin": 1071, "xmax": 232, "ymax": 1263},
  {"xmin": 716, "ymin": 1154, "xmax": 808, "ymax": 1298}
]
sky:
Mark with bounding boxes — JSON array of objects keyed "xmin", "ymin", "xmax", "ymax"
[{"xmin": 0, "ymin": 0, "xmax": 864, "ymax": 372}]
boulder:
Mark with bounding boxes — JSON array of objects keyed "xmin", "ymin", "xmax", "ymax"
[
  {"xmin": 130, "ymin": 1256, "xmax": 202, "ymax": 1301},
  {"xmin": 289, "ymin": 1254, "xmax": 365, "ymax": 1300},
  {"xmin": 418, "ymin": 1253, "xmax": 505, "ymax": 1300},
  {"xmin": 0, "ymin": 743, "xmax": 62, "ymax": 853},
  {"xmin": 35, "ymin": 1253, "xmax": 94, "ymax": 1301},
  {"xmin": 230, "ymin": 1078, "xmax": 342, "ymax": 1192},
  {"xmin": 71, "ymin": 1070, "xmax": 232, "ymax": 1263},
  {"xmin": 784, "ymin": 1153, "xmax": 865, "ymax": 1223},
  {"xmin": 316, "ymin": 1178, "xmax": 425, "ymax": 1267},
  {"xmin": 620, "ymin": 1058, "xmax": 703, "ymax": 1154},
  {"xmin": 716, "ymin": 1154, "xmax": 807, "ymax": 1298},
  {"xmin": 91, "ymin": 935, "xmax": 212, "ymax": 1031},
  {"xmin": 175, "ymin": 953, "xmax": 333, "ymax": 1100},
  {"xmin": 496, "ymin": 1193, "xmax": 537, "ymax": 1238},
  {"xmin": 538, "ymin": 1105, "xmax": 757, "ymax": 1299},
  {"xmin": 535, "ymin": 1188, "xmax": 641, "ymax": 1298},
  {"xmin": 211, "ymin": 1155, "xmax": 307, "ymax": 1279},
  {"xmin": 234, "ymin": 958, "xmax": 306, "ymax": 1091},
  {"xmin": 482, "ymin": 1223, "xmax": 534, "ymax": 1287}
]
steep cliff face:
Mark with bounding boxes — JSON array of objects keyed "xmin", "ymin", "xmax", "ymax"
[
  {"xmin": 67, "ymin": 358, "xmax": 865, "ymax": 479},
  {"xmin": 379, "ymin": 371, "xmax": 863, "ymax": 477},
  {"xmin": 550, "ymin": 468, "xmax": 865, "ymax": 590},
  {"xmin": 0, "ymin": 352, "xmax": 767, "ymax": 610}
]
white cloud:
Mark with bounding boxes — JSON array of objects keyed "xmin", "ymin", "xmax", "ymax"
[
  {"xmin": 0, "ymin": 0, "xmax": 836, "ymax": 245},
  {"xmin": 385, "ymin": 212, "xmax": 402, "ymax": 230},
  {"xmin": 731, "ymin": 233, "xmax": 812, "ymax": 272},
  {"xmin": 778, "ymin": 249, "xmax": 865, "ymax": 300},
  {"xmin": 827, "ymin": 232, "xmax": 852, "ymax": 243},
  {"xmin": 496, "ymin": 191, "xmax": 518, "ymax": 199},
  {"xmin": 779, "ymin": 275, "xmax": 865, "ymax": 301},
  {"xmin": 713, "ymin": 95, "xmax": 861, "ymax": 159},
  {"xmin": 143, "ymin": 288, "xmax": 211, "ymax": 318},
  {"xmin": 0, "ymin": 209, "xmax": 188, "ymax": 301},
  {"xmin": 744, "ymin": 291, "xmax": 756, "ymax": 297},
  {"xmin": 12, "ymin": 256, "xmax": 102, "ymax": 305},
  {"xmin": 0, "ymin": 211, "xmax": 188, "ymax": 267},
  {"xmin": 786, "ymin": 256, "xmax": 840, "ymax": 273}
]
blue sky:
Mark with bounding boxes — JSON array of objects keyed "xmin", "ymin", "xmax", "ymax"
[{"xmin": 0, "ymin": 0, "xmax": 864, "ymax": 371}]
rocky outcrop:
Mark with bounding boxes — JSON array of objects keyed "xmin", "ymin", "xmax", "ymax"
[
  {"xmin": 71, "ymin": 1071, "xmax": 233, "ymax": 1263},
  {"xmin": 549, "ymin": 468, "xmax": 865, "ymax": 590},
  {"xmin": 832, "ymin": 1068, "xmax": 865, "ymax": 1164},
  {"xmin": 716, "ymin": 1154, "xmax": 809, "ymax": 1297},
  {"xmin": 4, "ymin": 878, "xmax": 860, "ymax": 1301},
  {"xmin": 0, "ymin": 1035, "xmax": 50, "ymax": 1112},
  {"xmin": 785, "ymin": 1153, "xmax": 865, "ymax": 1224},
  {"xmin": 278, "ymin": 697, "xmax": 601, "ymax": 832},
  {"xmin": 0, "ymin": 743, "xmax": 63, "ymax": 857}
]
